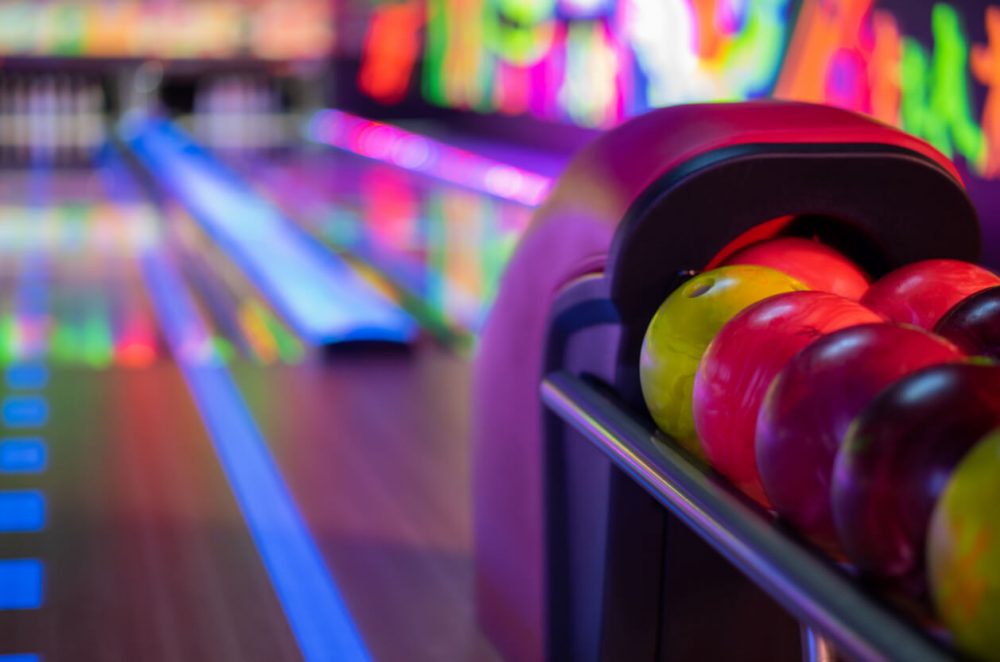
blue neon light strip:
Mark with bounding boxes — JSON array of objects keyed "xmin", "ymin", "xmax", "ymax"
[
  {"xmin": 2, "ymin": 397, "xmax": 48, "ymax": 428},
  {"xmin": 0, "ymin": 491, "xmax": 45, "ymax": 533},
  {"xmin": 0, "ymin": 654, "xmax": 40, "ymax": 662},
  {"xmin": 121, "ymin": 115, "xmax": 417, "ymax": 345},
  {"xmin": 0, "ymin": 439, "xmax": 47, "ymax": 474},
  {"xmin": 5, "ymin": 365, "xmax": 48, "ymax": 391},
  {"xmin": 141, "ymin": 248, "xmax": 370, "ymax": 661},
  {"xmin": 0, "ymin": 560, "xmax": 43, "ymax": 609}
]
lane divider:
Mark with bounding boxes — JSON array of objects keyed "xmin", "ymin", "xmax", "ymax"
[
  {"xmin": 141, "ymin": 247, "xmax": 371, "ymax": 662},
  {"xmin": 121, "ymin": 115, "xmax": 417, "ymax": 346}
]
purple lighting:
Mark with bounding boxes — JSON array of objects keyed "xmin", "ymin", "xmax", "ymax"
[{"xmin": 305, "ymin": 110, "xmax": 554, "ymax": 207}]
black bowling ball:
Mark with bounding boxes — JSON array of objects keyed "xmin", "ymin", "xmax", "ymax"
[{"xmin": 935, "ymin": 285, "xmax": 1000, "ymax": 360}]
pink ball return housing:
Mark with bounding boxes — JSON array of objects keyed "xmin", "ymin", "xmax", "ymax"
[{"xmin": 473, "ymin": 101, "xmax": 979, "ymax": 661}]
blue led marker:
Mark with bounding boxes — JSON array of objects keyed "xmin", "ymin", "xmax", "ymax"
[
  {"xmin": 0, "ymin": 654, "xmax": 40, "ymax": 662},
  {"xmin": 0, "ymin": 491, "xmax": 45, "ymax": 533},
  {"xmin": 141, "ymin": 248, "xmax": 370, "ymax": 661},
  {"xmin": 0, "ymin": 560, "xmax": 43, "ymax": 609},
  {"xmin": 1, "ymin": 397, "xmax": 48, "ymax": 428},
  {"xmin": 4, "ymin": 365, "xmax": 48, "ymax": 391},
  {"xmin": 0, "ymin": 439, "xmax": 47, "ymax": 473}
]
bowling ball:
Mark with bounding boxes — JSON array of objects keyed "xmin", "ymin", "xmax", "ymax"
[
  {"xmin": 756, "ymin": 324, "xmax": 963, "ymax": 550},
  {"xmin": 640, "ymin": 265, "xmax": 808, "ymax": 459},
  {"xmin": 722, "ymin": 237, "xmax": 870, "ymax": 300},
  {"xmin": 927, "ymin": 427, "xmax": 1000, "ymax": 661},
  {"xmin": 832, "ymin": 363, "xmax": 1000, "ymax": 593},
  {"xmin": 693, "ymin": 291, "xmax": 882, "ymax": 505},
  {"xmin": 861, "ymin": 259, "xmax": 1000, "ymax": 330},
  {"xmin": 935, "ymin": 285, "xmax": 1000, "ymax": 360}
]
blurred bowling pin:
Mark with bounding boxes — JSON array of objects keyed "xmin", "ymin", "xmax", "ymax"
[
  {"xmin": 0, "ymin": 78, "xmax": 10, "ymax": 165},
  {"xmin": 55, "ymin": 77, "xmax": 72, "ymax": 166},
  {"xmin": 13, "ymin": 78, "xmax": 28, "ymax": 165}
]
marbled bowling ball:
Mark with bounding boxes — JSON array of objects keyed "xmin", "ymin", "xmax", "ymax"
[
  {"xmin": 640, "ymin": 265, "xmax": 807, "ymax": 459},
  {"xmin": 935, "ymin": 285, "xmax": 1000, "ymax": 360},
  {"xmin": 723, "ymin": 236, "xmax": 870, "ymax": 300},
  {"xmin": 833, "ymin": 363, "xmax": 1000, "ymax": 593},
  {"xmin": 862, "ymin": 259, "xmax": 1000, "ymax": 330},
  {"xmin": 756, "ymin": 324, "xmax": 963, "ymax": 550},
  {"xmin": 694, "ymin": 291, "xmax": 882, "ymax": 505},
  {"xmin": 928, "ymin": 428, "xmax": 1000, "ymax": 661}
]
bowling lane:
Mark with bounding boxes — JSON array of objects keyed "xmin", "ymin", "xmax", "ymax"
[
  {"xmin": 229, "ymin": 349, "xmax": 499, "ymax": 661},
  {"xmin": 0, "ymin": 134, "xmax": 509, "ymax": 659},
  {"xmin": 135, "ymin": 119, "xmax": 552, "ymax": 657},
  {"xmin": 222, "ymin": 144, "xmax": 538, "ymax": 345}
]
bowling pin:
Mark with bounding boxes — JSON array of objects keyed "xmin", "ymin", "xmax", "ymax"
[
  {"xmin": 41, "ymin": 77, "xmax": 56, "ymax": 165},
  {"xmin": 55, "ymin": 76, "xmax": 71, "ymax": 166},
  {"xmin": 0, "ymin": 77, "xmax": 10, "ymax": 166},
  {"xmin": 79, "ymin": 82, "xmax": 103, "ymax": 157},
  {"xmin": 12, "ymin": 78, "xmax": 27, "ymax": 165},
  {"xmin": 27, "ymin": 78, "xmax": 41, "ymax": 165}
]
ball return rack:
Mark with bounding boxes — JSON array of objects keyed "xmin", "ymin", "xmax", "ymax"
[
  {"xmin": 541, "ymin": 371, "xmax": 956, "ymax": 661},
  {"xmin": 478, "ymin": 102, "xmax": 982, "ymax": 661}
]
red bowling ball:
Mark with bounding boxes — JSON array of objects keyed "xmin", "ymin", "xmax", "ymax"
[
  {"xmin": 832, "ymin": 363, "xmax": 1000, "ymax": 593},
  {"xmin": 861, "ymin": 259, "xmax": 1000, "ymax": 329},
  {"xmin": 756, "ymin": 324, "xmax": 963, "ymax": 550},
  {"xmin": 722, "ymin": 237, "xmax": 870, "ymax": 300},
  {"xmin": 693, "ymin": 291, "xmax": 882, "ymax": 505},
  {"xmin": 934, "ymin": 285, "xmax": 1000, "ymax": 359}
]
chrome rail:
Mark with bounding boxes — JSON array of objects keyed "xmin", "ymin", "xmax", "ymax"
[{"xmin": 541, "ymin": 371, "xmax": 955, "ymax": 662}]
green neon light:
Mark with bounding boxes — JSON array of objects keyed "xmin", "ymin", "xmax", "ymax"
[
  {"xmin": 888, "ymin": 5, "xmax": 984, "ymax": 169},
  {"xmin": 0, "ymin": 315, "xmax": 16, "ymax": 364},
  {"xmin": 422, "ymin": 0, "xmax": 493, "ymax": 110},
  {"xmin": 258, "ymin": 307, "xmax": 305, "ymax": 364},
  {"xmin": 484, "ymin": 0, "xmax": 556, "ymax": 66},
  {"xmin": 83, "ymin": 309, "xmax": 114, "ymax": 368},
  {"xmin": 51, "ymin": 3, "xmax": 85, "ymax": 56},
  {"xmin": 422, "ymin": 0, "xmax": 448, "ymax": 105},
  {"xmin": 211, "ymin": 337, "xmax": 235, "ymax": 363},
  {"xmin": 424, "ymin": 193, "xmax": 449, "ymax": 326},
  {"xmin": 51, "ymin": 323, "xmax": 77, "ymax": 363}
]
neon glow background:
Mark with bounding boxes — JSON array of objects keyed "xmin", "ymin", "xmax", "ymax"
[
  {"xmin": 0, "ymin": 0, "xmax": 333, "ymax": 61},
  {"xmin": 358, "ymin": 0, "xmax": 1000, "ymax": 181}
]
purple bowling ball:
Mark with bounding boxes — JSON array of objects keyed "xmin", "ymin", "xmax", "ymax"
[
  {"xmin": 755, "ymin": 324, "xmax": 963, "ymax": 552},
  {"xmin": 935, "ymin": 285, "xmax": 1000, "ymax": 359},
  {"xmin": 832, "ymin": 363, "xmax": 1000, "ymax": 594}
]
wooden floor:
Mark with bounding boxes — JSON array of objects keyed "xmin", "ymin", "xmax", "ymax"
[
  {"xmin": 233, "ymin": 347, "xmax": 499, "ymax": 661},
  {"xmin": 0, "ymin": 350, "xmax": 498, "ymax": 661}
]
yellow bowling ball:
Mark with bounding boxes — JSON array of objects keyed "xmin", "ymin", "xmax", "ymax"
[
  {"xmin": 640, "ymin": 264, "xmax": 808, "ymax": 459},
  {"xmin": 928, "ymin": 428, "xmax": 1000, "ymax": 661}
]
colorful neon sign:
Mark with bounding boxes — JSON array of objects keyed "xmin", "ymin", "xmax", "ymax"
[
  {"xmin": 362, "ymin": 1, "xmax": 1000, "ymax": 180},
  {"xmin": 0, "ymin": 0, "xmax": 333, "ymax": 61},
  {"xmin": 418, "ymin": 0, "xmax": 792, "ymax": 121}
]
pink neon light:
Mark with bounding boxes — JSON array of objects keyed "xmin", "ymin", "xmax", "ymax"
[{"xmin": 306, "ymin": 109, "xmax": 554, "ymax": 207}]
